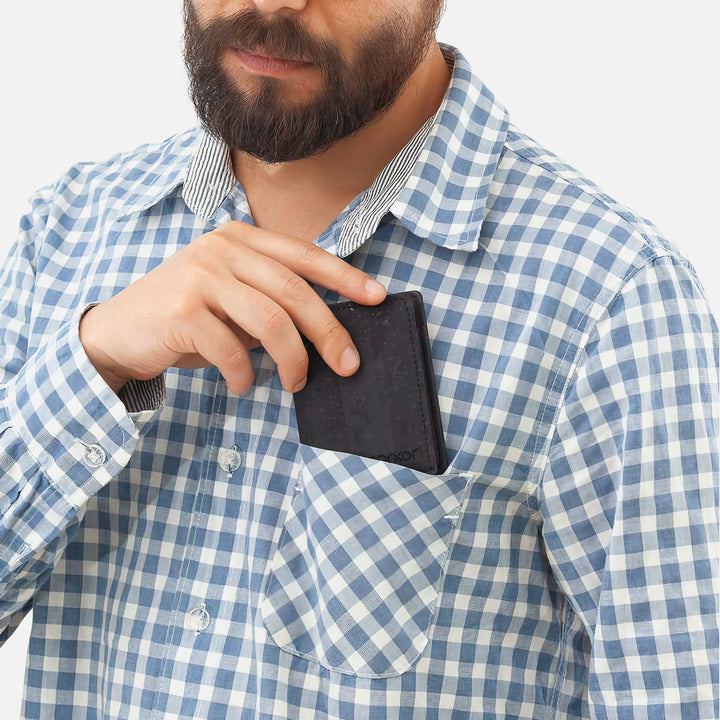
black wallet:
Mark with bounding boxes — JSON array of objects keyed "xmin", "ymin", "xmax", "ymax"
[{"xmin": 293, "ymin": 291, "xmax": 447, "ymax": 474}]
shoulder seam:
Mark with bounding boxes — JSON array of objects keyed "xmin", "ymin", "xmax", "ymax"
[
  {"xmin": 531, "ymin": 252, "xmax": 688, "ymax": 487},
  {"xmin": 501, "ymin": 140, "xmax": 659, "ymax": 256}
]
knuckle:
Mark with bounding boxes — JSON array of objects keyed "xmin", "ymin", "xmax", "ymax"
[
  {"xmin": 320, "ymin": 319, "xmax": 350, "ymax": 349},
  {"xmin": 181, "ymin": 221, "xmax": 246, "ymax": 263},
  {"xmin": 214, "ymin": 220, "xmax": 243, "ymax": 237},
  {"xmin": 216, "ymin": 221, "xmax": 247, "ymax": 248},
  {"xmin": 205, "ymin": 228, "xmax": 233, "ymax": 256},
  {"xmin": 295, "ymin": 240, "xmax": 321, "ymax": 267},
  {"xmin": 189, "ymin": 258, "xmax": 215, "ymax": 287},
  {"xmin": 282, "ymin": 274, "xmax": 313, "ymax": 304},
  {"xmin": 193, "ymin": 223, "xmax": 240, "ymax": 256},
  {"xmin": 225, "ymin": 346, "xmax": 249, "ymax": 368},
  {"xmin": 258, "ymin": 304, "xmax": 292, "ymax": 334},
  {"xmin": 167, "ymin": 292, "xmax": 198, "ymax": 323},
  {"xmin": 188, "ymin": 230, "xmax": 216, "ymax": 254},
  {"xmin": 166, "ymin": 270, "xmax": 209, "ymax": 314}
]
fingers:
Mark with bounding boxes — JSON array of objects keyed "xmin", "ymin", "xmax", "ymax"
[
  {"xmin": 188, "ymin": 292, "xmax": 309, "ymax": 394},
  {"xmin": 189, "ymin": 314, "xmax": 255, "ymax": 394},
  {"xmin": 213, "ymin": 247, "xmax": 361, "ymax": 381},
  {"xmin": 112, "ymin": 222, "xmax": 387, "ymax": 395},
  {"xmin": 216, "ymin": 222, "xmax": 387, "ymax": 306}
]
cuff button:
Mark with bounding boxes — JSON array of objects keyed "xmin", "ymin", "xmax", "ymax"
[{"xmin": 83, "ymin": 444, "xmax": 107, "ymax": 468}]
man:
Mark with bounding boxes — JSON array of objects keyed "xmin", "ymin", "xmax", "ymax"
[{"xmin": 1, "ymin": 1, "xmax": 717, "ymax": 718}]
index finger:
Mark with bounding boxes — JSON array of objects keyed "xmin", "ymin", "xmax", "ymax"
[{"xmin": 224, "ymin": 222, "xmax": 387, "ymax": 305}]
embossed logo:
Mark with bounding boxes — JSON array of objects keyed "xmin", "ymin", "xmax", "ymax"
[{"xmin": 373, "ymin": 447, "xmax": 422, "ymax": 464}]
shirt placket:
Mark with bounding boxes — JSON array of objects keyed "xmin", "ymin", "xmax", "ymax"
[{"xmin": 150, "ymin": 375, "xmax": 238, "ymax": 717}]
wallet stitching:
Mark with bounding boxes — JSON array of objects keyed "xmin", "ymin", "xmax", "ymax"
[{"xmin": 396, "ymin": 296, "xmax": 432, "ymax": 468}]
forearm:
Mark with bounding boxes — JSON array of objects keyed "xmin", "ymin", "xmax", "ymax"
[{"xmin": 0, "ymin": 312, "xmax": 158, "ymax": 636}]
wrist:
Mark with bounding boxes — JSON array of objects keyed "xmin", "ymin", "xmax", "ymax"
[{"xmin": 79, "ymin": 305, "xmax": 129, "ymax": 394}]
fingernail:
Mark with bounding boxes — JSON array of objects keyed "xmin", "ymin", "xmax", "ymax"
[
  {"xmin": 340, "ymin": 346, "xmax": 360, "ymax": 372},
  {"xmin": 292, "ymin": 376, "xmax": 307, "ymax": 393},
  {"xmin": 365, "ymin": 278, "xmax": 386, "ymax": 298}
]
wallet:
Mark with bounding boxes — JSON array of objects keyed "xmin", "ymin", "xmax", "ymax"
[{"xmin": 293, "ymin": 291, "xmax": 447, "ymax": 474}]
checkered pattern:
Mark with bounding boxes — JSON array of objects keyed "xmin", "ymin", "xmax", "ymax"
[
  {"xmin": 262, "ymin": 446, "xmax": 471, "ymax": 678},
  {"xmin": 0, "ymin": 45, "xmax": 717, "ymax": 719}
]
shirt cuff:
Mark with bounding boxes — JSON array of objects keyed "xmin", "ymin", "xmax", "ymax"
[
  {"xmin": 79, "ymin": 301, "xmax": 166, "ymax": 417},
  {"xmin": 119, "ymin": 375, "xmax": 166, "ymax": 414},
  {"xmin": 3, "ymin": 308, "xmax": 152, "ymax": 508}
]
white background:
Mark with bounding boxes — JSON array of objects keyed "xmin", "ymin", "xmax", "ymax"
[{"xmin": 1, "ymin": 1, "xmax": 718, "ymax": 716}]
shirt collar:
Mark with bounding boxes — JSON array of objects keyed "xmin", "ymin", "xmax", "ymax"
[
  {"xmin": 119, "ymin": 46, "xmax": 509, "ymax": 254},
  {"xmin": 390, "ymin": 45, "xmax": 509, "ymax": 252},
  {"xmin": 114, "ymin": 130, "xmax": 199, "ymax": 221}
]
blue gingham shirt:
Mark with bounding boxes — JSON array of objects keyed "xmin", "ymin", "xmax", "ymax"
[{"xmin": 1, "ymin": 46, "xmax": 718, "ymax": 719}]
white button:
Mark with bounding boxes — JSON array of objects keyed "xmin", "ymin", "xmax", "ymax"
[
  {"xmin": 187, "ymin": 604, "xmax": 211, "ymax": 633},
  {"xmin": 83, "ymin": 444, "xmax": 106, "ymax": 468},
  {"xmin": 218, "ymin": 445, "xmax": 242, "ymax": 473}
]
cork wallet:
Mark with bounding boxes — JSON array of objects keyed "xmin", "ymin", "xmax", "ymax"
[{"xmin": 293, "ymin": 291, "xmax": 447, "ymax": 474}]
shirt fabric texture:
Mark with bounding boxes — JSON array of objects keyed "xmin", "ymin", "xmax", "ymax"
[{"xmin": 0, "ymin": 46, "xmax": 718, "ymax": 719}]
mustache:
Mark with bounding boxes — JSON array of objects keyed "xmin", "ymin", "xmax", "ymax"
[{"xmin": 184, "ymin": 4, "xmax": 341, "ymax": 71}]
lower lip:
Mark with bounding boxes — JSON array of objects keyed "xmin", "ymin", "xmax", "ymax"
[{"xmin": 233, "ymin": 48, "xmax": 312, "ymax": 77}]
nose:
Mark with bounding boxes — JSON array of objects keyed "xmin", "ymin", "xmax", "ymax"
[{"xmin": 252, "ymin": 0, "xmax": 307, "ymax": 12}]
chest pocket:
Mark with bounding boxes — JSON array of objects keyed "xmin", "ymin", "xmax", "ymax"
[{"xmin": 261, "ymin": 444, "xmax": 472, "ymax": 678}]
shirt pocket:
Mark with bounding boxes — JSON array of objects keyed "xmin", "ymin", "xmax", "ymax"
[{"xmin": 261, "ymin": 443, "xmax": 473, "ymax": 678}]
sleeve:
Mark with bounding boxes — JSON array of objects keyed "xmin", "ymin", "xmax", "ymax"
[
  {"xmin": 539, "ymin": 254, "xmax": 719, "ymax": 719},
  {"xmin": 0, "ymin": 189, "xmax": 159, "ymax": 645}
]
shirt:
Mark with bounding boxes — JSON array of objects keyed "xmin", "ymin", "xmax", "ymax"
[{"xmin": 0, "ymin": 45, "xmax": 718, "ymax": 720}]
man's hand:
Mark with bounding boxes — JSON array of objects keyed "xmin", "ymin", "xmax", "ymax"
[{"xmin": 79, "ymin": 221, "xmax": 386, "ymax": 395}]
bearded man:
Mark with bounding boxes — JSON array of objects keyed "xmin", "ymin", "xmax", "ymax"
[{"xmin": 0, "ymin": 1, "xmax": 717, "ymax": 718}]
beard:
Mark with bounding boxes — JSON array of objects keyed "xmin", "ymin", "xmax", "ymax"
[{"xmin": 183, "ymin": 1, "xmax": 443, "ymax": 164}]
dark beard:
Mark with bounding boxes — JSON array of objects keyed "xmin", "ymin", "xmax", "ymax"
[{"xmin": 183, "ymin": 2, "xmax": 441, "ymax": 164}]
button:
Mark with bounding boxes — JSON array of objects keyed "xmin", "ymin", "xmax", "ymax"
[
  {"xmin": 82, "ymin": 444, "xmax": 107, "ymax": 468},
  {"xmin": 187, "ymin": 604, "xmax": 211, "ymax": 633},
  {"xmin": 218, "ymin": 445, "xmax": 242, "ymax": 474}
]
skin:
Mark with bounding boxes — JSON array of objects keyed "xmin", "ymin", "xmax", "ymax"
[{"xmin": 80, "ymin": 0, "xmax": 451, "ymax": 395}]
